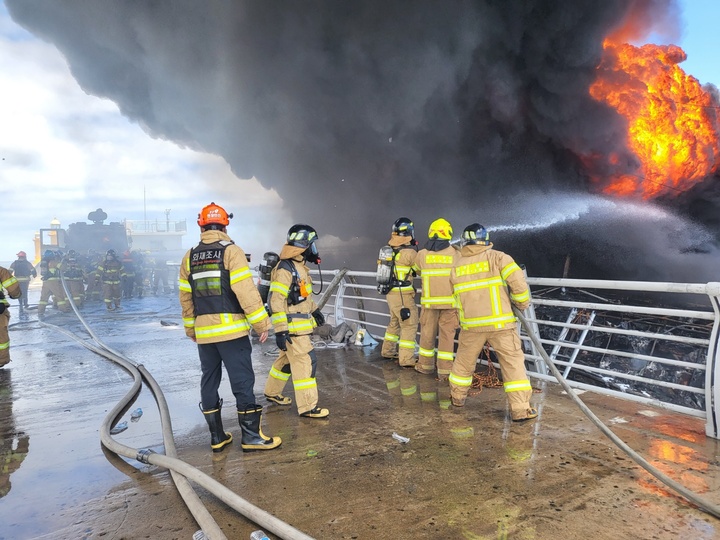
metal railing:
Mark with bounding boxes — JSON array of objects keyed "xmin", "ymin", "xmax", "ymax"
[{"xmin": 309, "ymin": 268, "xmax": 720, "ymax": 439}]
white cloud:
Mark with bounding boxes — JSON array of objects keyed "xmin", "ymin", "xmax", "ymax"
[{"xmin": 0, "ymin": 8, "xmax": 285, "ymax": 265}]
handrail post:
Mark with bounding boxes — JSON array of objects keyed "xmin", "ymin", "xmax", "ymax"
[{"xmin": 706, "ymin": 286, "xmax": 720, "ymax": 438}]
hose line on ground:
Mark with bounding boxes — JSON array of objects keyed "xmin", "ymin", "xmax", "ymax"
[
  {"xmin": 515, "ymin": 307, "xmax": 720, "ymax": 520},
  {"xmin": 55, "ymin": 276, "xmax": 315, "ymax": 539}
]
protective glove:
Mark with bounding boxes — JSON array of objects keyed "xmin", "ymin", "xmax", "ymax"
[
  {"xmin": 275, "ymin": 330, "xmax": 293, "ymax": 351},
  {"xmin": 0, "ymin": 303, "xmax": 5, "ymax": 315},
  {"xmin": 312, "ymin": 309, "xmax": 325, "ymax": 327}
]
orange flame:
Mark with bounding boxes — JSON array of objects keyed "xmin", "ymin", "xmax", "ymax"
[{"xmin": 589, "ymin": 40, "xmax": 720, "ymax": 198}]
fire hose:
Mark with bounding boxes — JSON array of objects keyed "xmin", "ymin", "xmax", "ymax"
[
  {"xmin": 514, "ymin": 307, "xmax": 720, "ymax": 520},
  {"xmin": 51, "ymin": 275, "xmax": 315, "ymax": 540}
]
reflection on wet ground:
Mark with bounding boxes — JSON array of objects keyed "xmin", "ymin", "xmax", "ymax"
[{"xmin": 0, "ymin": 287, "xmax": 719, "ymax": 539}]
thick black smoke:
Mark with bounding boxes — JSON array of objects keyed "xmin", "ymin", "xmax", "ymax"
[{"xmin": 8, "ymin": 0, "xmax": 719, "ymax": 280}]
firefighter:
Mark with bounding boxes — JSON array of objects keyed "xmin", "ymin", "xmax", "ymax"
[
  {"xmin": 412, "ymin": 218, "xmax": 459, "ymax": 379},
  {"xmin": 132, "ymin": 250, "xmax": 145, "ymax": 298},
  {"xmin": 97, "ymin": 250, "xmax": 124, "ymax": 311},
  {"xmin": 0, "ymin": 266, "xmax": 21, "ymax": 367},
  {"xmin": 179, "ymin": 202, "xmax": 279, "ymax": 453},
  {"xmin": 60, "ymin": 250, "xmax": 85, "ymax": 307},
  {"xmin": 380, "ymin": 217, "xmax": 419, "ymax": 368},
  {"xmin": 9, "ymin": 252, "xmax": 36, "ymax": 317},
  {"xmin": 448, "ymin": 224, "xmax": 537, "ymax": 422},
  {"xmin": 37, "ymin": 250, "xmax": 70, "ymax": 319},
  {"xmin": 83, "ymin": 250, "xmax": 102, "ymax": 302},
  {"xmin": 121, "ymin": 250, "xmax": 135, "ymax": 299},
  {"xmin": 263, "ymin": 224, "xmax": 329, "ymax": 418},
  {"xmin": 152, "ymin": 256, "xmax": 170, "ymax": 295}
]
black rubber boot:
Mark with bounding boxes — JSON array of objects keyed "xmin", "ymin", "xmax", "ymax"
[
  {"xmin": 238, "ymin": 405, "xmax": 282, "ymax": 452},
  {"xmin": 200, "ymin": 400, "xmax": 233, "ymax": 453}
]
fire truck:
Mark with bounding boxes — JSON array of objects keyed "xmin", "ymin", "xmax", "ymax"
[{"xmin": 35, "ymin": 208, "xmax": 129, "ymax": 259}]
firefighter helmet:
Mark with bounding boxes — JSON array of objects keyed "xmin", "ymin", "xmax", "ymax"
[
  {"xmin": 17, "ymin": 251, "xmax": 26, "ymax": 258},
  {"xmin": 287, "ymin": 224, "xmax": 318, "ymax": 249},
  {"xmin": 461, "ymin": 223, "xmax": 490, "ymax": 246},
  {"xmin": 428, "ymin": 218, "xmax": 452, "ymax": 240},
  {"xmin": 43, "ymin": 250, "xmax": 56, "ymax": 260},
  {"xmin": 392, "ymin": 217, "xmax": 415, "ymax": 239},
  {"xmin": 106, "ymin": 249, "xmax": 117, "ymax": 258},
  {"xmin": 197, "ymin": 202, "xmax": 233, "ymax": 227}
]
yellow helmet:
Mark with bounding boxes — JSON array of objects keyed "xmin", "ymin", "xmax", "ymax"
[{"xmin": 428, "ymin": 218, "xmax": 452, "ymax": 240}]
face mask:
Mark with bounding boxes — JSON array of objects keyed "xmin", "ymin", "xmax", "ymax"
[{"xmin": 305, "ymin": 243, "xmax": 321, "ymax": 264}]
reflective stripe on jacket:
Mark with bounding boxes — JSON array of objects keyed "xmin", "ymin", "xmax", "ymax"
[
  {"xmin": 97, "ymin": 259, "xmax": 124, "ymax": 284},
  {"xmin": 179, "ymin": 230, "xmax": 271, "ymax": 344},
  {"xmin": 268, "ymin": 255, "xmax": 317, "ymax": 335},
  {"xmin": 449, "ymin": 243, "xmax": 530, "ymax": 332},
  {"xmin": 413, "ymin": 246, "xmax": 457, "ymax": 309},
  {"xmin": 0, "ymin": 266, "xmax": 21, "ymax": 305}
]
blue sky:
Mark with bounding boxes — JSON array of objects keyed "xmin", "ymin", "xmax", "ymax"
[
  {"xmin": 1, "ymin": 0, "xmax": 719, "ymax": 264},
  {"xmin": 677, "ymin": 0, "xmax": 720, "ymax": 87}
]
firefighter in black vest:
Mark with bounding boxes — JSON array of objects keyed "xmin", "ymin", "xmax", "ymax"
[
  {"xmin": 179, "ymin": 202, "xmax": 279, "ymax": 453},
  {"xmin": 263, "ymin": 224, "xmax": 329, "ymax": 418}
]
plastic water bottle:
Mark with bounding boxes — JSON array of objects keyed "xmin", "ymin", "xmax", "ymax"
[
  {"xmin": 110, "ymin": 421, "xmax": 128, "ymax": 435},
  {"xmin": 250, "ymin": 531, "xmax": 270, "ymax": 540}
]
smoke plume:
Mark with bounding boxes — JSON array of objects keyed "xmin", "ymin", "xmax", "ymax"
[{"xmin": 8, "ymin": 0, "xmax": 719, "ymax": 279}]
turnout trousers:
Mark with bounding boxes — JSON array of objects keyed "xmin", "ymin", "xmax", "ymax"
[
  {"xmin": 0, "ymin": 311, "xmax": 10, "ymax": 365},
  {"xmin": 417, "ymin": 307, "xmax": 458, "ymax": 376},
  {"xmin": 449, "ymin": 329, "xmax": 533, "ymax": 417},
  {"xmin": 264, "ymin": 334, "xmax": 319, "ymax": 415},
  {"xmin": 102, "ymin": 283, "xmax": 121, "ymax": 309},
  {"xmin": 38, "ymin": 279, "xmax": 69, "ymax": 316},
  {"xmin": 198, "ymin": 335, "xmax": 256, "ymax": 411},
  {"xmin": 16, "ymin": 278, "xmax": 31, "ymax": 309},
  {"xmin": 381, "ymin": 291, "xmax": 419, "ymax": 367}
]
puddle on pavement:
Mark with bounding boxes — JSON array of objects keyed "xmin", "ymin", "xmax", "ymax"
[{"xmin": 0, "ymin": 290, "xmax": 719, "ymax": 538}]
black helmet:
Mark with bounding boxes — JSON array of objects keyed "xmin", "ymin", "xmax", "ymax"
[
  {"xmin": 67, "ymin": 250, "xmax": 77, "ymax": 258},
  {"xmin": 106, "ymin": 249, "xmax": 117, "ymax": 258},
  {"xmin": 392, "ymin": 217, "xmax": 415, "ymax": 239},
  {"xmin": 461, "ymin": 223, "xmax": 490, "ymax": 246},
  {"xmin": 287, "ymin": 224, "xmax": 318, "ymax": 249}
]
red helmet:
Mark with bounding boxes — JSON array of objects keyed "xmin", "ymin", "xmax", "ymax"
[
  {"xmin": 17, "ymin": 251, "xmax": 26, "ymax": 258},
  {"xmin": 197, "ymin": 202, "xmax": 233, "ymax": 227}
]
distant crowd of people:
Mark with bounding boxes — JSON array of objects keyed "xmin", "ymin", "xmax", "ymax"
[{"xmin": 2, "ymin": 249, "xmax": 174, "ymax": 319}]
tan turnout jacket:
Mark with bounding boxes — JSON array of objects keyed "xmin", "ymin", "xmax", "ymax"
[
  {"xmin": 0, "ymin": 267, "xmax": 21, "ymax": 306},
  {"xmin": 179, "ymin": 230, "xmax": 271, "ymax": 344},
  {"xmin": 268, "ymin": 252, "xmax": 317, "ymax": 335},
  {"xmin": 413, "ymin": 245, "xmax": 457, "ymax": 309},
  {"xmin": 450, "ymin": 243, "xmax": 530, "ymax": 333}
]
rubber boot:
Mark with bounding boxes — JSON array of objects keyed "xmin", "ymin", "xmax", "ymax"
[
  {"xmin": 200, "ymin": 400, "xmax": 233, "ymax": 453},
  {"xmin": 238, "ymin": 405, "xmax": 281, "ymax": 452}
]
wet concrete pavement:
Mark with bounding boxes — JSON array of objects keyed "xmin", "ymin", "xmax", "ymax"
[{"xmin": 1, "ymin": 287, "xmax": 720, "ymax": 539}]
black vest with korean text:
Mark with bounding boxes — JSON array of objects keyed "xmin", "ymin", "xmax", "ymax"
[{"xmin": 189, "ymin": 241, "xmax": 243, "ymax": 316}]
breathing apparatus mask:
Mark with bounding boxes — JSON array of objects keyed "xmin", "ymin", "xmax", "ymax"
[{"xmin": 304, "ymin": 243, "xmax": 321, "ymax": 265}]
